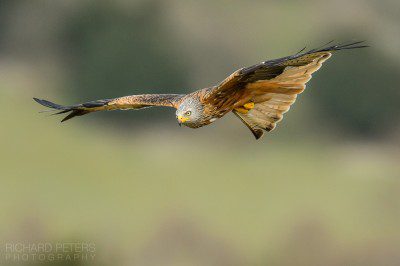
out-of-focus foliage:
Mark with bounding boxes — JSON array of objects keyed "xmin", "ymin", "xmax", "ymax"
[
  {"xmin": 311, "ymin": 47, "xmax": 400, "ymax": 136},
  {"xmin": 62, "ymin": 0, "xmax": 190, "ymax": 117}
]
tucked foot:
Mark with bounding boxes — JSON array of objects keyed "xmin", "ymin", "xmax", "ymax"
[
  {"xmin": 235, "ymin": 102, "xmax": 255, "ymax": 114},
  {"xmin": 243, "ymin": 102, "xmax": 255, "ymax": 110}
]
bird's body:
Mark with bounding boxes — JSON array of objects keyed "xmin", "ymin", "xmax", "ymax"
[{"xmin": 34, "ymin": 42, "xmax": 366, "ymax": 139}]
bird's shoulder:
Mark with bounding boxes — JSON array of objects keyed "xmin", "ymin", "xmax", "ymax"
[{"xmin": 185, "ymin": 87, "xmax": 215, "ymax": 103}]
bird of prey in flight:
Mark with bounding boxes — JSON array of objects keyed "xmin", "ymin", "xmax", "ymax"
[{"xmin": 34, "ymin": 42, "xmax": 366, "ymax": 139}]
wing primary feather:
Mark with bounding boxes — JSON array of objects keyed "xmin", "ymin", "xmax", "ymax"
[
  {"xmin": 295, "ymin": 46, "xmax": 307, "ymax": 55},
  {"xmin": 312, "ymin": 41, "xmax": 369, "ymax": 53},
  {"xmin": 33, "ymin": 97, "xmax": 110, "ymax": 122},
  {"xmin": 60, "ymin": 110, "xmax": 90, "ymax": 122},
  {"xmin": 33, "ymin": 98, "xmax": 71, "ymax": 110},
  {"xmin": 307, "ymin": 40, "xmax": 335, "ymax": 53}
]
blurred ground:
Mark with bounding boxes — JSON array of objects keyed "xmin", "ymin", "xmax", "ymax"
[{"xmin": 0, "ymin": 0, "xmax": 399, "ymax": 265}]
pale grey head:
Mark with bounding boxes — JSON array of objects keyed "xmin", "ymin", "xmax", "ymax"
[{"xmin": 176, "ymin": 97, "xmax": 204, "ymax": 128}]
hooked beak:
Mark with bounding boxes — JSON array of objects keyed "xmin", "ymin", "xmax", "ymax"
[{"xmin": 177, "ymin": 115, "xmax": 188, "ymax": 126}]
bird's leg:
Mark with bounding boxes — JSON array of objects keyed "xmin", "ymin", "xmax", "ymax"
[{"xmin": 234, "ymin": 102, "xmax": 254, "ymax": 114}]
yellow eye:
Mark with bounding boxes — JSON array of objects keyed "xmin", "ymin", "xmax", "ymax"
[{"xmin": 185, "ymin": 111, "xmax": 191, "ymax": 116}]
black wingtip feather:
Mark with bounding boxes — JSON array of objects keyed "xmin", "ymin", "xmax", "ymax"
[
  {"xmin": 34, "ymin": 97, "xmax": 80, "ymax": 122},
  {"xmin": 295, "ymin": 46, "xmax": 307, "ymax": 55},
  {"xmin": 312, "ymin": 40, "xmax": 369, "ymax": 53},
  {"xmin": 33, "ymin": 97, "xmax": 71, "ymax": 110},
  {"xmin": 60, "ymin": 110, "xmax": 89, "ymax": 122},
  {"xmin": 34, "ymin": 97, "xmax": 101, "ymax": 122}
]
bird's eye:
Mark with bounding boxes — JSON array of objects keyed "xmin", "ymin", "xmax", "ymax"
[{"xmin": 185, "ymin": 111, "xmax": 191, "ymax": 116}]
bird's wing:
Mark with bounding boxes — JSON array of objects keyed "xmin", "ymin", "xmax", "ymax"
[
  {"xmin": 34, "ymin": 94, "xmax": 185, "ymax": 122},
  {"xmin": 204, "ymin": 41, "xmax": 367, "ymax": 139}
]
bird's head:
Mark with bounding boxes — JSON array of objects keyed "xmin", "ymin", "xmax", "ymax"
[{"xmin": 176, "ymin": 98, "xmax": 203, "ymax": 128}]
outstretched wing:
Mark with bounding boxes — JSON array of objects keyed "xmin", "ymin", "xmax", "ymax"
[
  {"xmin": 204, "ymin": 41, "xmax": 367, "ymax": 139},
  {"xmin": 34, "ymin": 94, "xmax": 185, "ymax": 122}
]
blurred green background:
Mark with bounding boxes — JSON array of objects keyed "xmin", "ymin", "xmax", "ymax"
[{"xmin": 0, "ymin": 0, "xmax": 399, "ymax": 265}]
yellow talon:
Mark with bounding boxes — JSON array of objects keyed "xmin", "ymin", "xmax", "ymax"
[{"xmin": 243, "ymin": 102, "xmax": 255, "ymax": 110}]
